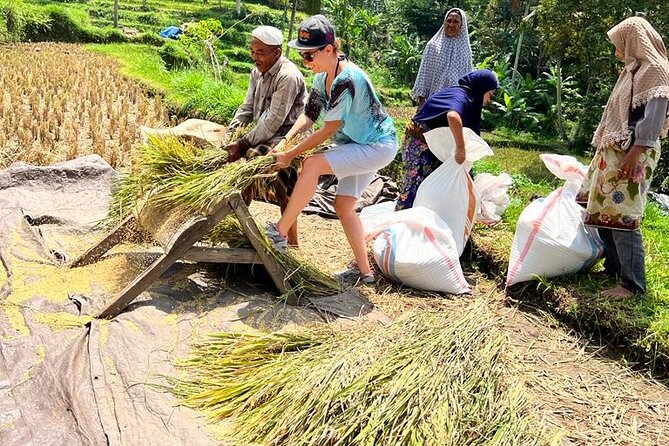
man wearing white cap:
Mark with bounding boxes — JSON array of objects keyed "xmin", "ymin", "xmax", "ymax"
[{"xmin": 224, "ymin": 25, "xmax": 307, "ymax": 245}]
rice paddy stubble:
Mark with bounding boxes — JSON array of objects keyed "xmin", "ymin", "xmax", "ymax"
[{"xmin": 0, "ymin": 43, "xmax": 168, "ymax": 169}]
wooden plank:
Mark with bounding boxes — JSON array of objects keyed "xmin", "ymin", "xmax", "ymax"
[
  {"xmin": 182, "ymin": 246, "xmax": 261, "ymax": 264},
  {"xmin": 137, "ymin": 201, "xmax": 207, "ymax": 251},
  {"xmin": 69, "ymin": 216, "xmax": 136, "ymax": 268},
  {"xmin": 228, "ymin": 195, "xmax": 294, "ymax": 300},
  {"xmin": 96, "ymin": 201, "xmax": 233, "ymax": 319}
]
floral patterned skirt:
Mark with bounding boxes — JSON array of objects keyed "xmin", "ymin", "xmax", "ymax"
[
  {"xmin": 395, "ymin": 122, "xmax": 442, "ymax": 210},
  {"xmin": 577, "ymin": 142, "xmax": 661, "ymax": 230}
]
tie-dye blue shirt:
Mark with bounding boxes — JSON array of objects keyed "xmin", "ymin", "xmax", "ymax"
[{"xmin": 304, "ymin": 62, "xmax": 396, "ymax": 145}]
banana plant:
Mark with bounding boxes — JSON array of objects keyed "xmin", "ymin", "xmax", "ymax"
[{"xmin": 388, "ymin": 34, "xmax": 424, "ymax": 86}]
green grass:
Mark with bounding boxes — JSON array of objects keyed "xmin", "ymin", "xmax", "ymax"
[
  {"xmin": 88, "ymin": 43, "xmax": 246, "ymax": 122},
  {"xmin": 474, "ymin": 145, "xmax": 669, "ymax": 374},
  {"xmin": 482, "ymin": 127, "xmax": 571, "ymax": 151},
  {"xmin": 88, "ymin": 43, "xmax": 172, "ymax": 90}
]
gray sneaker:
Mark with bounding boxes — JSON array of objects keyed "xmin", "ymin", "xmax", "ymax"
[
  {"xmin": 265, "ymin": 223, "xmax": 288, "ymax": 252},
  {"xmin": 334, "ymin": 267, "xmax": 376, "ymax": 286}
]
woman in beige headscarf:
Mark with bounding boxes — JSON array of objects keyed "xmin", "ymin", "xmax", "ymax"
[{"xmin": 579, "ymin": 16, "xmax": 669, "ymax": 299}]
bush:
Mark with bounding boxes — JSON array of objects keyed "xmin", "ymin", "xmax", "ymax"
[
  {"xmin": 18, "ymin": 5, "xmax": 127, "ymax": 43},
  {"xmin": 159, "ymin": 40, "xmax": 193, "ymax": 70},
  {"xmin": 132, "ymin": 31, "xmax": 165, "ymax": 46},
  {"xmin": 136, "ymin": 11, "xmax": 164, "ymax": 26},
  {"xmin": 130, "ymin": 33, "xmax": 165, "ymax": 46},
  {"xmin": 23, "ymin": 5, "xmax": 86, "ymax": 41},
  {"xmin": 377, "ymin": 87, "xmax": 411, "ymax": 107},
  {"xmin": 220, "ymin": 27, "xmax": 249, "ymax": 47},
  {"xmin": 0, "ymin": 0, "xmax": 47, "ymax": 42}
]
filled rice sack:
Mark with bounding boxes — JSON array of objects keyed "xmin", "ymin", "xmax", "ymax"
[
  {"xmin": 506, "ymin": 154, "xmax": 604, "ymax": 286},
  {"xmin": 474, "ymin": 172, "xmax": 513, "ymax": 224},
  {"xmin": 366, "ymin": 206, "xmax": 471, "ymax": 295},
  {"xmin": 414, "ymin": 127, "xmax": 494, "ymax": 256}
]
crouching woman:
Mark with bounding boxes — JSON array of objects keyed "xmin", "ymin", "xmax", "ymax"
[{"xmin": 396, "ymin": 69, "xmax": 499, "ymax": 210}]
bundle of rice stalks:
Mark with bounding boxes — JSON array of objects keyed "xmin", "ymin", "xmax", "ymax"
[
  {"xmin": 206, "ymin": 213, "xmax": 339, "ymax": 297},
  {"xmin": 172, "ymin": 303, "xmax": 556, "ymax": 446},
  {"xmin": 111, "ymin": 133, "xmax": 321, "ymax": 222},
  {"xmin": 107, "ymin": 136, "xmax": 231, "ymax": 222},
  {"xmin": 151, "ymin": 155, "xmax": 277, "ymax": 211},
  {"xmin": 267, "ymin": 241, "xmax": 341, "ymax": 298},
  {"xmin": 206, "ymin": 215, "xmax": 249, "ymax": 248}
]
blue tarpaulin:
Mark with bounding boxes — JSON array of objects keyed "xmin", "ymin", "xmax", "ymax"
[{"xmin": 159, "ymin": 26, "xmax": 183, "ymax": 39}]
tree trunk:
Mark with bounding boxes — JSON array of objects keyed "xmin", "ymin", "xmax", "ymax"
[
  {"xmin": 286, "ymin": 0, "xmax": 297, "ymax": 56},
  {"xmin": 305, "ymin": 0, "xmax": 321, "ymax": 15},
  {"xmin": 512, "ymin": 0, "xmax": 531, "ymax": 79},
  {"xmin": 555, "ymin": 58, "xmax": 568, "ymax": 142},
  {"xmin": 236, "ymin": 0, "xmax": 241, "ymax": 15},
  {"xmin": 113, "ymin": 0, "xmax": 119, "ymax": 28}
]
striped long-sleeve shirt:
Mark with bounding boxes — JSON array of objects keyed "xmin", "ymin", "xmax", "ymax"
[{"xmin": 227, "ymin": 56, "xmax": 307, "ymax": 150}]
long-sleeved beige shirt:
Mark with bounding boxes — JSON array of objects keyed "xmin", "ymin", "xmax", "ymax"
[{"xmin": 227, "ymin": 56, "xmax": 307, "ymax": 150}]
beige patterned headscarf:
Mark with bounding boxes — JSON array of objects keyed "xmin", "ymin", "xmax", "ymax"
[{"xmin": 592, "ymin": 17, "xmax": 669, "ymax": 150}]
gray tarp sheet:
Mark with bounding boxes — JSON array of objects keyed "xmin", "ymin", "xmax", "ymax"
[{"xmin": 0, "ymin": 156, "xmax": 375, "ymax": 446}]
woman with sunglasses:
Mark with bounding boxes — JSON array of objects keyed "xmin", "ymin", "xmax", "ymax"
[{"xmin": 266, "ymin": 15, "xmax": 397, "ymax": 285}]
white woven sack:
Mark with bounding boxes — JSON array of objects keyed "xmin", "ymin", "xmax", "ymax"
[
  {"xmin": 506, "ymin": 154, "xmax": 604, "ymax": 286},
  {"xmin": 474, "ymin": 172, "xmax": 513, "ymax": 224},
  {"xmin": 359, "ymin": 201, "xmax": 397, "ymax": 237},
  {"xmin": 414, "ymin": 127, "xmax": 493, "ymax": 255},
  {"xmin": 368, "ymin": 206, "xmax": 471, "ymax": 295}
]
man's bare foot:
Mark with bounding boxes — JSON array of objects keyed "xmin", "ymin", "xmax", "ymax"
[{"xmin": 601, "ymin": 284, "xmax": 634, "ymax": 299}]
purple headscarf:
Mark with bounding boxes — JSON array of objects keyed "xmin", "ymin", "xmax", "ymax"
[{"xmin": 413, "ymin": 69, "xmax": 499, "ymax": 135}]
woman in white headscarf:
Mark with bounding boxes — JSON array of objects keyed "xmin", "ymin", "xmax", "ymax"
[
  {"xmin": 411, "ymin": 8, "xmax": 473, "ymax": 107},
  {"xmin": 578, "ymin": 16, "xmax": 669, "ymax": 299}
]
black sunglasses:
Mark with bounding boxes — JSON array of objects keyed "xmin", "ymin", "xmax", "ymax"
[{"xmin": 299, "ymin": 46, "xmax": 326, "ymax": 62}]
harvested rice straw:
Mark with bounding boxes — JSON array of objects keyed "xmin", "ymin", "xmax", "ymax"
[
  {"xmin": 225, "ymin": 124, "xmax": 251, "ymax": 145},
  {"xmin": 108, "ymin": 136, "xmax": 231, "ymax": 223},
  {"xmin": 206, "ymin": 215, "xmax": 249, "ymax": 248},
  {"xmin": 172, "ymin": 303, "xmax": 556, "ymax": 446},
  {"xmin": 150, "ymin": 155, "xmax": 277, "ymax": 211}
]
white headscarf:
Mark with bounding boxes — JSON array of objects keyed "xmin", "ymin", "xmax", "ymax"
[
  {"xmin": 592, "ymin": 17, "xmax": 669, "ymax": 150},
  {"xmin": 411, "ymin": 8, "xmax": 473, "ymax": 101}
]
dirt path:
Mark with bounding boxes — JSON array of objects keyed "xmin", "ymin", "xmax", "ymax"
[
  {"xmin": 252, "ymin": 201, "xmax": 669, "ymax": 445},
  {"xmin": 497, "ymin": 299, "xmax": 668, "ymax": 445}
]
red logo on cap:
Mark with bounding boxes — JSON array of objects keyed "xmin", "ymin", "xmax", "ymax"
[{"xmin": 299, "ymin": 29, "xmax": 310, "ymax": 41}]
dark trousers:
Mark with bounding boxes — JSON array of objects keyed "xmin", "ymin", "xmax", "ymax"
[{"xmin": 598, "ymin": 227, "xmax": 646, "ymax": 293}]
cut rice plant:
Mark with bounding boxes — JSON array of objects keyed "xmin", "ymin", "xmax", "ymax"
[
  {"xmin": 171, "ymin": 302, "xmax": 556, "ymax": 446},
  {"xmin": 259, "ymin": 232, "xmax": 341, "ymax": 299},
  {"xmin": 151, "ymin": 155, "xmax": 277, "ymax": 211},
  {"xmin": 206, "ymin": 215, "xmax": 249, "ymax": 248}
]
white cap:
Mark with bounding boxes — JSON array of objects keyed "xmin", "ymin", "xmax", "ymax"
[{"xmin": 252, "ymin": 26, "xmax": 283, "ymax": 46}]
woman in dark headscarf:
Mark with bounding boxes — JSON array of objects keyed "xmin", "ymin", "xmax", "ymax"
[{"xmin": 396, "ymin": 69, "xmax": 499, "ymax": 210}]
